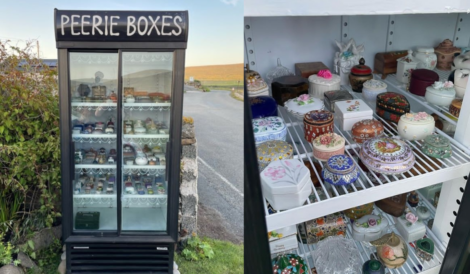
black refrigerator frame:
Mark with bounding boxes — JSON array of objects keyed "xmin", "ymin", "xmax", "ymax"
[{"xmin": 55, "ymin": 9, "xmax": 188, "ymax": 273}]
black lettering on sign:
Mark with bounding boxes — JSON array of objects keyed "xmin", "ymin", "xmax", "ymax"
[{"xmin": 55, "ymin": 9, "xmax": 188, "ymax": 42}]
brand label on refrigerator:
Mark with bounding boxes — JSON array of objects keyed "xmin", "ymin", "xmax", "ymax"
[
  {"xmin": 55, "ymin": 10, "xmax": 188, "ymax": 42},
  {"xmin": 156, "ymin": 247, "xmax": 168, "ymax": 251}
]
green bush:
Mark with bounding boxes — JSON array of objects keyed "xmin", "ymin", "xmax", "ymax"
[{"xmin": 181, "ymin": 234, "xmax": 215, "ymax": 261}]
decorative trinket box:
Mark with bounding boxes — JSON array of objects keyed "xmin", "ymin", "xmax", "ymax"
[
  {"xmin": 256, "ymin": 140, "xmax": 293, "ymax": 172},
  {"xmin": 295, "ymin": 61, "xmax": 329, "ymax": 78},
  {"xmin": 414, "ymin": 47, "xmax": 437, "ymax": 70},
  {"xmin": 421, "ymin": 134, "xmax": 452, "ymax": 159},
  {"xmin": 409, "ymin": 69, "xmax": 439, "ymax": 96},
  {"xmin": 272, "ymin": 75, "xmax": 309, "ymax": 106},
  {"xmin": 284, "ymin": 94, "xmax": 323, "ymax": 120},
  {"xmin": 343, "ymin": 201, "xmax": 374, "ymax": 220},
  {"xmin": 376, "ymin": 193, "xmax": 408, "ymax": 217},
  {"xmin": 435, "ymin": 39, "xmax": 461, "ymax": 71},
  {"xmin": 408, "ymin": 191, "xmax": 419, "ymax": 207},
  {"xmin": 396, "ymin": 50, "xmax": 419, "ymax": 83},
  {"xmin": 268, "ymin": 225, "xmax": 297, "ymax": 254},
  {"xmin": 303, "ymin": 110, "xmax": 334, "ymax": 143},
  {"xmin": 249, "ymin": 96, "xmax": 278, "ymax": 119},
  {"xmin": 322, "ymin": 155, "xmax": 359, "ymax": 186},
  {"xmin": 452, "ymin": 50, "xmax": 470, "ymax": 70},
  {"xmin": 362, "ymin": 259, "xmax": 385, "ymax": 274},
  {"xmin": 299, "ymin": 212, "xmax": 347, "ymax": 244},
  {"xmin": 376, "ymin": 92, "xmax": 411, "ymax": 123},
  {"xmin": 334, "ymin": 38, "xmax": 364, "ymax": 85},
  {"xmin": 416, "ymin": 206, "xmax": 431, "ymax": 220},
  {"xmin": 334, "ymin": 99, "xmax": 373, "ymax": 131},
  {"xmin": 260, "ymin": 159, "xmax": 311, "ymax": 211},
  {"xmin": 416, "ymin": 238, "xmax": 434, "ymax": 262},
  {"xmin": 349, "ymin": 58, "xmax": 373, "ymax": 92},
  {"xmin": 312, "ymin": 133, "xmax": 345, "ymax": 162},
  {"xmin": 352, "ymin": 214, "xmax": 389, "ymax": 242},
  {"xmin": 425, "ymin": 81, "xmax": 456, "ymax": 106},
  {"xmin": 323, "ymin": 90, "xmax": 353, "ymax": 113},
  {"xmin": 272, "ymin": 254, "xmax": 308, "ymax": 274},
  {"xmin": 351, "ymin": 119, "xmax": 384, "ymax": 144},
  {"xmin": 268, "ymin": 225, "xmax": 297, "ymax": 242},
  {"xmin": 449, "ymin": 98, "xmax": 462, "ymax": 117},
  {"xmin": 360, "ymin": 137, "xmax": 415, "ymax": 175},
  {"xmin": 252, "ymin": 116, "xmax": 287, "ymax": 145},
  {"xmin": 311, "ymin": 236, "xmax": 363, "ymax": 273},
  {"xmin": 397, "ymin": 112, "xmax": 435, "ymax": 141},
  {"xmin": 303, "ymin": 160, "xmax": 322, "ymax": 188},
  {"xmin": 371, "ymin": 233, "xmax": 408, "ymax": 269},
  {"xmin": 374, "ymin": 50, "xmax": 408, "ymax": 79},
  {"xmin": 453, "ymin": 69, "xmax": 469, "ymax": 98},
  {"xmin": 308, "ymin": 70, "xmax": 340, "ymax": 99},
  {"xmin": 395, "ymin": 212, "xmax": 426, "ymax": 242},
  {"xmin": 362, "ymin": 80, "xmax": 387, "ymax": 106},
  {"xmin": 245, "ymin": 68, "xmax": 269, "ymax": 97}
]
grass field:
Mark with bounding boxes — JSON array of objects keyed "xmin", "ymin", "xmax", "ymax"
[{"xmin": 185, "ymin": 64, "xmax": 243, "ymax": 91}]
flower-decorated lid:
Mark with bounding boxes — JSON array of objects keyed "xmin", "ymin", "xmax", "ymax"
[
  {"xmin": 284, "ymin": 94, "xmax": 324, "ymax": 118},
  {"xmin": 397, "ymin": 212, "xmax": 425, "ymax": 234},
  {"xmin": 399, "ymin": 112, "xmax": 434, "ymax": 125},
  {"xmin": 424, "ymin": 135, "xmax": 451, "ymax": 148},
  {"xmin": 272, "ymin": 254, "xmax": 309, "ymax": 274},
  {"xmin": 308, "ymin": 70, "xmax": 341, "ymax": 85},
  {"xmin": 312, "ymin": 133, "xmax": 345, "ymax": 152},
  {"xmin": 426, "ymin": 81, "xmax": 456, "ymax": 98},
  {"xmin": 377, "ymin": 92, "xmax": 410, "ymax": 109},
  {"xmin": 451, "ymin": 98, "xmax": 463, "ymax": 109},
  {"xmin": 416, "ymin": 47, "xmax": 434, "ymax": 53},
  {"xmin": 252, "ymin": 116, "xmax": 286, "ymax": 138},
  {"xmin": 411, "ymin": 69, "xmax": 439, "ymax": 81},
  {"xmin": 350, "ymin": 58, "xmax": 372, "ymax": 76},
  {"xmin": 256, "ymin": 140, "xmax": 293, "ymax": 165},
  {"xmin": 325, "ymin": 155, "xmax": 357, "ymax": 175},
  {"xmin": 245, "ymin": 69, "xmax": 268, "ymax": 92},
  {"xmin": 261, "ymin": 159, "xmax": 310, "ymax": 195},
  {"xmin": 335, "ymin": 99, "xmax": 373, "ymax": 118},
  {"xmin": 363, "ymin": 79, "xmax": 387, "ymax": 91},
  {"xmin": 249, "ymin": 96, "xmax": 277, "ymax": 119},
  {"xmin": 398, "ymin": 50, "xmax": 418, "ymax": 64},
  {"xmin": 361, "ymin": 137, "xmax": 413, "ymax": 164},
  {"xmin": 435, "ymin": 39, "xmax": 461, "ymax": 55},
  {"xmin": 303, "ymin": 110, "xmax": 334, "ymax": 125},
  {"xmin": 353, "ymin": 214, "xmax": 389, "ymax": 234}
]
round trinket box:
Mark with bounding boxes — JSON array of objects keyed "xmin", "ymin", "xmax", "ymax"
[
  {"xmin": 449, "ymin": 98, "xmax": 462, "ymax": 117},
  {"xmin": 351, "ymin": 119, "xmax": 384, "ymax": 144},
  {"xmin": 321, "ymin": 155, "xmax": 359, "ymax": 186},
  {"xmin": 362, "ymin": 259, "xmax": 385, "ymax": 274},
  {"xmin": 362, "ymin": 79, "xmax": 387, "ymax": 106},
  {"xmin": 397, "ymin": 112, "xmax": 435, "ymax": 141},
  {"xmin": 421, "ymin": 135, "xmax": 452, "ymax": 159},
  {"xmin": 425, "ymin": 81, "xmax": 456, "ymax": 107},
  {"xmin": 376, "ymin": 92, "xmax": 411, "ymax": 123},
  {"xmin": 360, "ymin": 137, "xmax": 415, "ymax": 175},
  {"xmin": 245, "ymin": 69, "xmax": 269, "ymax": 97},
  {"xmin": 371, "ymin": 232, "xmax": 408, "ymax": 269},
  {"xmin": 409, "ymin": 69, "xmax": 440, "ymax": 96},
  {"xmin": 352, "ymin": 214, "xmax": 390, "ymax": 242},
  {"xmin": 308, "ymin": 69, "xmax": 340, "ymax": 99},
  {"xmin": 249, "ymin": 96, "xmax": 278, "ymax": 119},
  {"xmin": 453, "ymin": 69, "xmax": 469, "ymax": 98},
  {"xmin": 284, "ymin": 94, "xmax": 323, "ymax": 120},
  {"xmin": 312, "ymin": 133, "xmax": 345, "ymax": 162},
  {"xmin": 343, "ymin": 202, "xmax": 374, "ymax": 221},
  {"xmin": 256, "ymin": 140, "xmax": 293, "ymax": 172},
  {"xmin": 413, "ymin": 47, "xmax": 437, "ymax": 70},
  {"xmin": 349, "ymin": 58, "xmax": 373, "ymax": 92},
  {"xmin": 434, "ymin": 39, "xmax": 461, "ymax": 71},
  {"xmin": 416, "ymin": 206, "xmax": 431, "ymax": 220},
  {"xmin": 303, "ymin": 110, "xmax": 334, "ymax": 142},
  {"xmin": 252, "ymin": 116, "xmax": 287, "ymax": 145},
  {"xmin": 272, "ymin": 254, "xmax": 308, "ymax": 274}
]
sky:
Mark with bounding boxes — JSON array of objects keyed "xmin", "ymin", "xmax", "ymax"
[{"xmin": 0, "ymin": 0, "xmax": 243, "ymax": 67}]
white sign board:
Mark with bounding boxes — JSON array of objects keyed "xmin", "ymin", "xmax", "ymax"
[{"xmin": 189, "ymin": 76, "xmax": 194, "ymax": 82}]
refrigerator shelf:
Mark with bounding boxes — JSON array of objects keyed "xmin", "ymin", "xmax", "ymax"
[
  {"xmin": 71, "ymin": 102, "xmax": 117, "ymax": 111},
  {"xmin": 123, "ymin": 103, "xmax": 171, "ymax": 112},
  {"xmin": 72, "ymin": 134, "xmax": 117, "ymax": 144},
  {"xmin": 75, "ymin": 164, "xmax": 116, "ymax": 169},
  {"xmin": 263, "ymin": 101, "xmax": 470, "ymax": 231}
]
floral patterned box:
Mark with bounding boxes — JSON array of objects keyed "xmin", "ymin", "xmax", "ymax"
[
  {"xmin": 252, "ymin": 116, "xmax": 287, "ymax": 145},
  {"xmin": 298, "ymin": 212, "xmax": 347, "ymax": 244},
  {"xmin": 395, "ymin": 212, "xmax": 426, "ymax": 243},
  {"xmin": 334, "ymin": 99, "xmax": 373, "ymax": 131}
]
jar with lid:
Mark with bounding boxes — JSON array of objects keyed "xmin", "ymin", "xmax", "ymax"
[
  {"xmin": 396, "ymin": 50, "xmax": 418, "ymax": 83},
  {"xmin": 349, "ymin": 58, "xmax": 373, "ymax": 92},
  {"xmin": 413, "ymin": 47, "xmax": 437, "ymax": 70}
]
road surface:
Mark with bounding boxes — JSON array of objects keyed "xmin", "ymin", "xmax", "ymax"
[{"xmin": 183, "ymin": 88, "xmax": 244, "ymax": 242}]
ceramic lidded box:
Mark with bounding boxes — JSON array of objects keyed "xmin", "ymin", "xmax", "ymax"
[
  {"xmin": 323, "ymin": 90, "xmax": 353, "ymax": 113},
  {"xmin": 397, "ymin": 112, "xmax": 435, "ymax": 141},
  {"xmin": 371, "ymin": 232, "xmax": 408, "ymax": 269},
  {"xmin": 376, "ymin": 92, "xmax": 411, "ymax": 123},
  {"xmin": 268, "ymin": 225, "xmax": 298, "ymax": 254},
  {"xmin": 249, "ymin": 96, "xmax": 278, "ymax": 119},
  {"xmin": 256, "ymin": 140, "xmax": 293, "ymax": 172},
  {"xmin": 312, "ymin": 133, "xmax": 345, "ymax": 162},
  {"xmin": 284, "ymin": 94, "xmax": 323, "ymax": 120},
  {"xmin": 362, "ymin": 259, "xmax": 385, "ymax": 274},
  {"xmin": 409, "ymin": 69, "xmax": 440, "ymax": 97},
  {"xmin": 351, "ymin": 119, "xmax": 384, "ymax": 144},
  {"xmin": 272, "ymin": 75, "xmax": 309, "ymax": 106},
  {"xmin": 260, "ymin": 159, "xmax": 312, "ymax": 211},
  {"xmin": 272, "ymin": 254, "xmax": 308, "ymax": 274},
  {"xmin": 416, "ymin": 238, "xmax": 434, "ymax": 262},
  {"xmin": 421, "ymin": 134, "xmax": 452, "ymax": 159},
  {"xmin": 252, "ymin": 116, "xmax": 287, "ymax": 145},
  {"xmin": 245, "ymin": 69, "xmax": 269, "ymax": 97},
  {"xmin": 396, "ymin": 50, "xmax": 419, "ymax": 83},
  {"xmin": 352, "ymin": 214, "xmax": 389, "ymax": 242},
  {"xmin": 395, "ymin": 212, "xmax": 426, "ymax": 243},
  {"xmin": 454, "ymin": 69, "xmax": 469, "ymax": 98},
  {"xmin": 300, "ymin": 212, "xmax": 347, "ymax": 244},
  {"xmin": 425, "ymin": 81, "xmax": 456, "ymax": 107},
  {"xmin": 435, "ymin": 39, "xmax": 461, "ymax": 71},
  {"xmin": 343, "ymin": 202, "xmax": 374, "ymax": 220},
  {"xmin": 360, "ymin": 137, "xmax": 415, "ymax": 175},
  {"xmin": 362, "ymin": 79, "xmax": 387, "ymax": 106},
  {"xmin": 334, "ymin": 99, "xmax": 373, "ymax": 131},
  {"xmin": 303, "ymin": 110, "xmax": 334, "ymax": 143},
  {"xmin": 416, "ymin": 206, "xmax": 432, "ymax": 220},
  {"xmin": 413, "ymin": 47, "xmax": 437, "ymax": 70},
  {"xmin": 450, "ymin": 98, "xmax": 462, "ymax": 117},
  {"xmin": 322, "ymin": 155, "xmax": 360, "ymax": 186},
  {"xmin": 349, "ymin": 58, "xmax": 373, "ymax": 92},
  {"xmin": 308, "ymin": 69, "xmax": 340, "ymax": 99}
]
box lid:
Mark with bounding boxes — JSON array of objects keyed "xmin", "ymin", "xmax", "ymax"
[
  {"xmin": 396, "ymin": 212, "xmax": 426, "ymax": 234},
  {"xmin": 272, "ymin": 75, "xmax": 308, "ymax": 87},
  {"xmin": 352, "ymin": 214, "xmax": 389, "ymax": 234},
  {"xmin": 361, "ymin": 137, "xmax": 413, "ymax": 164},
  {"xmin": 308, "ymin": 70, "xmax": 340, "ymax": 86},
  {"xmin": 312, "ymin": 133, "xmax": 345, "ymax": 153},
  {"xmin": 399, "ymin": 112, "xmax": 435, "ymax": 125},
  {"xmin": 285, "ymin": 94, "xmax": 324, "ymax": 118},
  {"xmin": 377, "ymin": 92, "xmax": 410, "ymax": 110},
  {"xmin": 261, "ymin": 159, "xmax": 311, "ymax": 195},
  {"xmin": 256, "ymin": 140, "xmax": 293, "ymax": 165},
  {"xmin": 325, "ymin": 154, "xmax": 356, "ymax": 175},
  {"xmin": 363, "ymin": 79, "xmax": 387, "ymax": 91},
  {"xmin": 253, "ymin": 116, "xmax": 287, "ymax": 141},
  {"xmin": 411, "ymin": 69, "xmax": 439, "ymax": 82},
  {"xmin": 304, "ymin": 110, "xmax": 334, "ymax": 126},
  {"xmin": 335, "ymin": 99, "xmax": 372, "ymax": 118},
  {"xmin": 426, "ymin": 81, "xmax": 456, "ymax": 98},
  {"xmin": 324, "ymin": 90, "xmax": 353, "ymax": 103}
]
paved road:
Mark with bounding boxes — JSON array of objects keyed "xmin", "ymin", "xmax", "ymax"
[{"xmin": 183, "ymin": 88, "xmax": 244, "ymax": 242}]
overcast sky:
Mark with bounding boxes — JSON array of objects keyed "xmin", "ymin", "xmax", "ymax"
[{"xmin": 0, "ymin": 0, "xmax": 243, "ymax": 67}]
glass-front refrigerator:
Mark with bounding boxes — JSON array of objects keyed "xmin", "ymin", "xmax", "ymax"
[{"xmin": 55, "ymin": 9, "xmax": 188, "ymax": 273}]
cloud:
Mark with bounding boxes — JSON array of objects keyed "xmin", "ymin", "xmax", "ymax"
[{"xmin": 221, "ymin": 0, "xmax": 239, "ymax": 6}]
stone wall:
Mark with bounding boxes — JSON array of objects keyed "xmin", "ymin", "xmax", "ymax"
[{"xmin": 179, "ymin": 117, "xmax": 198, "ymax": 241}]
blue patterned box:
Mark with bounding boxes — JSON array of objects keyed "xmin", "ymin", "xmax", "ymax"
[{"xmin": 252, "ymin": 116, "xmax": 287, "ymax": 145}]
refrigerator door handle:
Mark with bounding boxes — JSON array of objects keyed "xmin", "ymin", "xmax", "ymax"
[
  {"xmin": 165, "ymin": 141, "xmax": 169, "ymax": 182},
  {"xmin": 71, "ymin": 141, "xmax": 75, "ymax": 182}
]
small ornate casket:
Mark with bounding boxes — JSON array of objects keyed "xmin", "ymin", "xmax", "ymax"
[
  {"xmin": 298, "ymin": 212, "xmax": 347, "ymax": 244},
  {"xmin": 256, "ymin": 140, "xmax": 293, "ymax": 172},
  {"xmin": 303, "ymin": 110, "xmax": 334, "ymax": 143},
  {"xmin": 352, "ymin": 214, "xmax": 390, "ymax": 242},
  {"xmin": 375, "ymin": 193, "xmax": 409, "ymax": 217},
  {"xmin": 272, "ymin": 75, "xmax": 309, "ymax": 106},
  {"xmin": 421, "ymin": 135, "xmax": 452, "ymax": 159},
  {"xmin": 374, "ymin": 50, "xmax": 408, "ymax": 79},
  {"xmin": 324, "ymin": 90, "xmax": 353, "ymax": 113},
  {"xmin": 450, "ymin": 98, "xmax": 462, "ymax": 118},
  {"xmin": 321, "ymin": 155, "xmax": 359, "ymax": 186},
  {"xmin": 252, "ymin": 116, "xmax": 287, "ymax": 145},
  {"xmin": 351, "ymin": 119, "xmax": 384, "ymax": 144},
  {"xmin": 376, "ymin": 92, "xmax": 411, "ymax": 123}
]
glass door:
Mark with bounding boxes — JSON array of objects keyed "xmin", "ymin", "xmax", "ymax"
[
  {"xmin": 70, "ymin": 52, "xmax": 119, "ymax": 231},
  {"xmin": 120, "ymin": 52, "xmax": 173, "ymax": 232}
]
